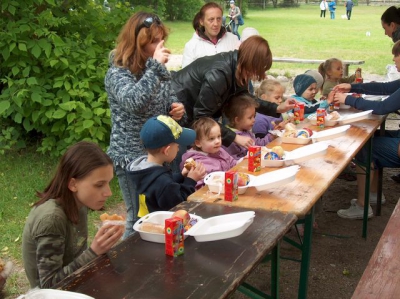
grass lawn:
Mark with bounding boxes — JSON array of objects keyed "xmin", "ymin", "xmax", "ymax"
[{"xmin": 0, "ymin": 4, "xmax": 396, "ymax": 298}]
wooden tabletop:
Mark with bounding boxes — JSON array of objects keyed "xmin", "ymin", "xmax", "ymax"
[
  {"xmin": 188, "ymin": 109, "xmax": 385, "ymax": 218},
  {"xmin": 55, "ymin": 201, "xmax": 297, "ymax": 299},
  {"xmin": 352, "ymin": 199, "xmax": 400, "ymax": 299}
]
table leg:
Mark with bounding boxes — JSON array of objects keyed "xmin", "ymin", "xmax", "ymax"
[
  {"xmin": 362, "ymin": 137, "xmax": 372, "ymax": 239},
  {"xmin": 271, "ymin": 243, "xmax": 280, "ymax": 299},
  {"xmin": 376, "ymin": 119, "xmax": 386, "ymax": 216},
  {"xmin": 297, "ymin": 206, "xmax": 314, "ymax": 299}
]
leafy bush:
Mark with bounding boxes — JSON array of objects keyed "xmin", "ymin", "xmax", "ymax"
[{"xmin": 0, "ymin": 0, "xmax": 133, "ymax": 156}]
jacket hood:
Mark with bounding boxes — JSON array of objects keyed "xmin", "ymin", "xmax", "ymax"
[{"xmin": 196, "ymin": 26, "xmax": 227, "ymax": 44}]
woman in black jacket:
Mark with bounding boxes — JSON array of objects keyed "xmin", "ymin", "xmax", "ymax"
[{"xmin": 172, "ymin": 35, "xmax": 295, "ymax": 148}]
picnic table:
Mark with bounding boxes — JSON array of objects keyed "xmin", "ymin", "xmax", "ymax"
[
  {"xmin": 54, "ymin": 201, "xmax": 297, "ymax": 299},
  {"xmin": 188, "ymin": 108, "xmax": 386, "ymax": 299}
]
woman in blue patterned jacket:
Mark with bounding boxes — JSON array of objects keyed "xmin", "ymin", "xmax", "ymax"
[{"xmin": 105, "ymin": 12, "xmax": 185, "ymax": 238}]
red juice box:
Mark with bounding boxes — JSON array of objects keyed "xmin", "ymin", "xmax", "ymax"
[
  {"xmin": 316, "ymin": 108, "xmax": 325, "ymax": 128},
  {"xmin": 298, "ymin": 102, "xmax": 305, "ymax": 121},
  {"xmin": 224, "ymin": 171, "xmax": 238, "ymax": 202},
  {"xmin": 248, "ymin": 146, "xmax": 261, "ymax": 172},
  {"xmin": 165, "ymin": 217, "xmax": 184, "ymax": 257}
]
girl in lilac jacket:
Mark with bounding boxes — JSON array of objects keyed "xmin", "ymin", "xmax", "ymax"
[
  {"xmin": 180, "ymin": 117, "xmax": 237, "ymax": 189},
  {"xmin": 222, "ymin": 94, "xmax": 275, "ymax": 160}
]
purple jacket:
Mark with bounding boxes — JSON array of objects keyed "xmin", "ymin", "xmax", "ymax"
[
  {"xmin": 180, "ymin": 148, "xmax": 237, "ymax": 188},
  {"xmin": 222, "ymin": 128, "xmax": 273, "ymax": 160},
  {"xmin": 253, "ymin": 112, "xmax": 283, "ymax": 137}
]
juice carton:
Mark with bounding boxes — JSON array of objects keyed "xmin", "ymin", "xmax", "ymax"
[
  {"xmin": 224, "ymin": 171, "xmax": 238, "ymax": 202},
  {"xmin": 248, "ymin": 146, "xmax": 261, "ymax": 172},
  {"xmin": 316, "ymin": 108, "xmax": 325, "ymax": 128},
  {"xmin": 298, "ymin": 102, "xmax": 305, "ymax": 121},
  {"xmin": 165, "ymin": 217, "xmax": 184, "ymax": 257}
]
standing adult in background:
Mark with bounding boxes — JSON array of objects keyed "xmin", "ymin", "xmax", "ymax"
[
  {"xmin": 105, "ymin": 12, "xmax": 185, "ymax": 238},
  {"xmin": 172, "ymin": 36, "xmax": 296, "ymax": 149},
  {"xmin": 328, "ymin": 0, "xmax": 336, "ymax": 20},
  {"xmin": 228, "ymin": 0, "xmax": 241, "ymax": 40},
  {"xmin": 381, "ymin": 6, "xmax": 400, "ymax": 183},
  {"xmin": 182, "ymin": 2, "xmax": 239, "ymax": 68},
  {"xmin": 320, "ymin": 0, "xmax": 327, "ymax": 18},
  {"xmin": 345, "ymin": 0, "xmax": 353, "ymax": 20}
]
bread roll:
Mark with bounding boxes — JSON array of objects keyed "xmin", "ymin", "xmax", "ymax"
[
  {"xmin": 141, "ymin": 222, "xmax": 165, "ymax": 234},
  {"xmin": 100, "ymin": 213, "xmax": 124, "ymax": 221}
]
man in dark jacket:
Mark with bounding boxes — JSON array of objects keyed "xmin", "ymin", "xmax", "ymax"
[{"xmin": 345, "ymin": 0, "xmax": 354, "ymax": 20}]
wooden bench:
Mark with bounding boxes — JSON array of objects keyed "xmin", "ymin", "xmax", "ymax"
[
  {"xmin": 352, "ymin": 199, "xmax": 400, "ymax": 298},
  {"xmin": 272, "ymin": 57, "xmax": 365, "ymax": 77}
]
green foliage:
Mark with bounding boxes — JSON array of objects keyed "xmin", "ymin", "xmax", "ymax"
[
  {"xmin": 164, "ymin": 0, "xmax": 204, "ymax": 21},
  {"xmin": 0, "ymin": 0, "xmax": 133, "ymax": 156}
]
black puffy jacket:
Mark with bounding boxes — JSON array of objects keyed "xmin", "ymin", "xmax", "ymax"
[{"xmin": 171, "ymin": 50, "xmax": 279, "ymax": 147}]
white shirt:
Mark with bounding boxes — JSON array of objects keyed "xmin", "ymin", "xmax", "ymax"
[{"xmin": 181, "ymin": 32, "xmax": 240, "ymax": 68}]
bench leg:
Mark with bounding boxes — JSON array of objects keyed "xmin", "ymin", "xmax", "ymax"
[{"xmin": 343, "ymin": 64, "xmax": 349, "ymax": 77}]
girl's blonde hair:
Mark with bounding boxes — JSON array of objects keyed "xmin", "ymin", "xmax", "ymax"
[
  {"xmin": 223, "ymin": 94, "xmax": 259, "ymax": 127},
  {"xmin": 255, "ymin": 79, "xmax": 285, "ymax": 99},
  {"xmin": 318, "ymin": 58, "xmax": 342, "ymax": 79},
  {"xmin": 113, "ymin": 12, "xmax": 168, "ymax": 75},
  {"xmin": 191, "ymin": 117, "xmax": 220, "ymax": 150}
]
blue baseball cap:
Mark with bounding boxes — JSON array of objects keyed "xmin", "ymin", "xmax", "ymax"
[{"xmin": 140, "ymin": 115, "xmax": 195, "ymax": 149}]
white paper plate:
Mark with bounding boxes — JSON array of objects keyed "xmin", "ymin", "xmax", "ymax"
[
  {"xmin": 133, "ymin": 211, "xmax": 203, "ymax": 243},
  {"xmin": 249, "ymin": 165, "xmax": 300, "ymax": 191},
  {"xmin": 338, "ymin": 110, "xmax": 373, "ymax": 125},
  {"xmin": 204, "ymin": 171, "xmax": 255, "ymax": 195},
  {"xmin": 340, "ymin": 103, "xmax": 351, "ymax": 109},
  {"xmin": 186, "ymin": 211, "xmax": 255, "ymax": 242},
  {"xmin": 284, "ymin": 142, "xmax": 328, "ymax": 165},
  {"xmin": 281, "ymin": 136, "xmax": 311, "ymax": 145},
  {"xmin": 364, "ymin": 95, "xmax": 383, "ymax": 101},
  {"xmin": 311, "ymin": 125, "xmax": 351, "ymax": 142},
  {"xmin": 261, "ymin": 149, "xmax": 287, "ymax": 168},
  {"xmin": 17, "ymin": 290, "xmax": 94, "ymax": 299}
]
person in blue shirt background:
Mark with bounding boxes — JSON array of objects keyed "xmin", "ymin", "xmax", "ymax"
[
  {"xmin": 345, "ymin": 0, "xmax": 354, "ymax": 20},
  {"xmin": 328, "ymin": 0, "xmax": 336, "ymax": 20}
]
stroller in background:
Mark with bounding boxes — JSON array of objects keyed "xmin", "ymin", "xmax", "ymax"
[{"xmin": 223, "ymin": 16, "xmax": 233, "ymax": 33}]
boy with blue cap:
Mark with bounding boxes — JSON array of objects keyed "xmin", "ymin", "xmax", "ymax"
[
  {"xmin": 127, "ymin": 115, "xmax": 206, "ymax": 218},
  {"xmin": 291, "ymin": 74, "xmax": 330, "ymax": 117}
]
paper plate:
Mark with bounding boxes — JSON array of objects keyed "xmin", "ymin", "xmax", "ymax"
[
  {"xmin": 261, "ymin": 148, "xmax": 287, "ymax": 168},
  {"xmin": 204, "ymin": 171, "xmax": 255, "ymax": 195},
  {"xmin": 281, "ymin": 136, "xmax": 311, "ymax": 145},
  {"xmin": 186, "ymin": 211, "xmax": 255, "ymax": 242},
  {"xmin": 311, "ymin": 125, "xmax": 350, "ymax": 142},
  {"xmin": 340, "ymin": 103, "xmax": 351, "ymax": 109},
  {"xmin": 133, "ymin": 211, "xmax": 203, "ymax": 243},
  {"xmin": 337, "ymin": 110, "xmax": 373, "ymax": 125},
  {"xmin": 284, "ymin": 142, "xmax": 328, "ymax": 165},
  {"xmin": 364, "ymin": 95, "xmax": 383, "ymax": 101},
  {"xmin": 249, "ymin": 165, "xmax": 300, "ymax": 191},
  {"xmin": 17, "ymin": 290, "xmax": 94, "ymax": 299}
]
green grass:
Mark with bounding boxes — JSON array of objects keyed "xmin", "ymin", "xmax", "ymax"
[
  {"xmin": 0, "ymin": 4, "xmax": 396, "ymax": 297},
  {"xmin": 164, "ymin": 5, "xmax": 394, "ymax": 76}
]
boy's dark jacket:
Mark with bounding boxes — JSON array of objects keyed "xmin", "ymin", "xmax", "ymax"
[{"xmin": 127, "ymin": 156, "xmax": 196, "ymax": 216}]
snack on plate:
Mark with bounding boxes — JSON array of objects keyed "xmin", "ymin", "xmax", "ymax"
[
  {"xmin": 183, "ymin": 158, "xmax": 196, "ymax": 170},
  {"xmin": 100, "ymin": 213, "xmax": 125, "ymax": 221},
  {"xmin": 302, "ymin": 128, "xmax": 313, "ymax": 137},
  {"xmin": 296, "ymin": 129, "xmax": 310, "ymax": 138},
  {"xmin": 271, "ymin": 146, "xmax": 284, "ymax": 158},
  {"xmin": 141, "ymin": 222, "xmax": 165, "ymax": 234},
  {"xmin": 264, "ymin": 151, "xmax": 280, "ymax": 160},
  {"xmin": 184, "ymin": 217, "xmax": 199, "ymax": 231},
  {"xmin": 172, "ymin": 209, "xmax": 190, "ymax": 226},
  {"xmin": 326, "ymin": 111, "xmax": 341, "ymax": 120},
  {"xmin": 237, "ymin": 172, "xmax": 250, "ymax": 186}
]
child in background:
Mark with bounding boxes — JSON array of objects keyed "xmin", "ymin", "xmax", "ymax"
[
  {"xmin": 305, "ymin": 69, "xmax": 324, "ymax": 96},
  {"xmin": 127, "ymin": 115, "xmax": 206, "ymax": 217},
  {"xmin": 292, "ymin": 74, "xmax": 330, "ymax": 117},
  {"xmin": 319, "ymin": 58, "xmax": 361, "ymax": 96},
  {"xmin": 180, "ymin": 117, "xmax": 237, "ymax": 188},
  {"xmin": 253, "ymin": 79, "xmax": 287, "ymax": 138},
  {"xmin": 223, "ymin": 94, "xmax": 275, "ymax": 160}
]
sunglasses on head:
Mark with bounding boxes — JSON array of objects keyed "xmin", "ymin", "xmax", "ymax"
[{"xmin": 135, "ymin": 15, "xmax": 162, "ymax": 38}]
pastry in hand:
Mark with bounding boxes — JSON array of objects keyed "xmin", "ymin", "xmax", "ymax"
[{"xmin": 184, "ymin": 158, "xmax": 196, "ymax": 170}]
